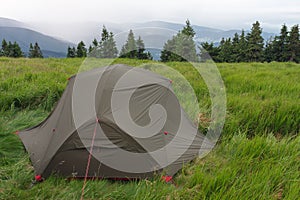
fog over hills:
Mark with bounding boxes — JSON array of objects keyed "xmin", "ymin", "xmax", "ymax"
[
  {"xmin": 0, "ymin": 18, "xmax": 74, "ymax": 57},
  {"xmin": 0, "ymin": 18, "xmax": 275, "ymax": 58}
]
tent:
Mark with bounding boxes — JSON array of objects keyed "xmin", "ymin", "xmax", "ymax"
[{"xmin": 18, "ymin": 64, "xmax": 207, "ymax": 182}]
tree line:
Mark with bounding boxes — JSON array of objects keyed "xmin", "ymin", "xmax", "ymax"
[
  {"xmin": 200, "ymin": 22, "xmax": 300, "ymax": 63},
  {"xmin": 67, "ymin": 26, "xmax": 152, "ymax": 60},
  {"xmin": 1, "ymin": 20, "xmax": 299, "ymax": 63},
  {"xmin": 0, "ymin": 39, "xmax": 43, "ymax": 58},
  {"xmin": 69, "ymin": 20, "xmax": 300, "ymax": 63}
]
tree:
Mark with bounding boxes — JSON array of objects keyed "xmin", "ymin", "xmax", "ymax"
[
  {"xmin": 67, "ymin": 46, "xmax": 76, "ymax": 58},
  {"xmin": 160, "ymin": 36, "xmax": 178, "ymax": 62},
  {"xmin": 76, "ymin": 41, "xmax": 87, "ymax": 57},
  {"xmin": 100, "ymin": 26, "xmax": 109, "ymax": 43},
  {"xmin": 92, "ymin": 38, "xmax": 98, "ymax": 47},
  {"xmin": 264, "ymin": 37, "xmax": 275, "ymax": 62},
  {"xmin": 199, "ymin": 42, "xmax": 220, "ymax": 62},
  {"xmin": 277, "ymin": 24, "xmax": 289, "ymax": 61},
  {"xmin": 218, "ymin": 38, "xmax": 233, "ymax": 62},
  {"xmin": 89, "ymin": 26, "xmax": 118, "ymax": 58},
  {"xmin": 246, "ymin": 21, "xmax": 264, "ymax": 62},
  {"xmin": 0, "ymin": 39, "xmax": 8, "ymax": 56},
  {"xmin": 182, "ymin": 19, "xmax": 196, "ymax": 37},
  {"xmin": 28, "ymin": 42, "xmax": 43, "ymax": 58},
  {"xmin": 237, "ymin": 30, "xmax": 247, "ymax": 62},
  {"xmin": 120, "ymin": 31, "xmax": 152, "ymax": 59},
  {"xmin": 231, "ymin": 33, "xmax": 240, "ymax": 62},
  {"xmin": 120, "ymin": 30, "xmax": 137, "ymax": 58},
  {"xmin": 0, "ymin": 40, "xmax": 23, "ymax": 58},
  {"xmin": 100, "ymin": 32, "xmax": 118, "ymax": 58},
  {"xmin": 136, "ymin": 36, "xmax": 152, "ymax": 60},
  {"xmin": 7, "ymin": 41, "xmax": 23, "ymax": 58},
  {"xmin": 287, "ymin": 25, "xmax": 300, "ymax": 63},
  {"xmin": 160, "ymin": 20, "xmax": 198, "ymax": 62}
]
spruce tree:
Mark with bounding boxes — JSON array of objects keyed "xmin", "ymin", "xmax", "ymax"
[
  {"xmin": 278, "ymin": 24, "xmax": 289, "ymax": 61},
  {"xmin": 237, "ymin": 30, "xmax": 247, "ymax": 62},
  {"xmin": 160, "ymin": 36, "xmax": 177, "ymax": 62},
  {"xmin": 160, "ymin": 20, "xmax": 198, "ymax": 62},
  {"xmin": 218, "ymin": 38, "xmax": 233, "ymax": 62},
  {"xmin": 136, "ymin": 36, "xmax": 152, "ymax": 60},
  {"xmin": 246, "ymin": 21, "xmax": 264, "ymax": 62},
  {"xmin": 90, "ymin": 26, "xmax": 118, "ymax": 58},
  {"xmin": 182, "ymin": 19, "xmax": 196, "ymax": 37},
  {"xmin": 120, "ymin": 30, "xmax": 137, "ymax": 58},
  {"xmin": 231, "ymin": 33, "xmax": 240, "ymax": 62},
  {"xmin": 199, "ymin": 42, "xmax": 220, "ymax": 62},
  {"xmin": 88, "ymin": 45, "xmax": 93, "ymax": 53},
  {"xmin": 76, "ymin": 41, "xmax": 87, "ymax": 57},
  {"xmin": 92, "ymin": 38, "xmax": 98, "ymax": 47},
  {"xmin": 28, "ymin": 43, "xmax": 34, "ymax": 58},
  {"xmin": 29, "ymin": 42, "xmax": 43, "ymax": 58},
  {"xmin": 1, "ymin": 39, "xmax": 8, "ymax": 57},
  {"xmin": 100, "ymin": 26, "xmax": 109, "ymax": 43},
  {"xmin": 287, "ymin": 25, "xmax": 300, "ymax": 62},
  {"xmin": 67, "ymin": 46, "xmax": 76, "ymax": 58},
  {"xmin": 101, "ymin": 32, "xmax": 118, "ymax": 58},
  {"xmin": 264, "ymin": 37, "xmax": 275, "ymax": 62},
  {"xmin": 271, "ymin": 24, "xmax": 289, "ymax": 62},
  {"xmin": 7, "ymin": 41, "xmax": 23, "ymax": 58}
]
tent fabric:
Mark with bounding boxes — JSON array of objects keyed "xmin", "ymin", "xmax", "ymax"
[{"xmin": 19, "ymin": 64, "xmax": 208, "ymax": 180}]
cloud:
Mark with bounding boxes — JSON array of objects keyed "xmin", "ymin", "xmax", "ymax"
[{"xmin": 1, "ymin": 0, "xmax": 299, "ymax": 32}]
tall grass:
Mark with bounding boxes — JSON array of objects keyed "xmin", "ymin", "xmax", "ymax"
[
  {"xmin": 1, "ymin": 58, "xmax": 299, "ymax": 135},
  {"xmin": 0, "ymin": 58, "xmax": 299, "ymax": 199}
]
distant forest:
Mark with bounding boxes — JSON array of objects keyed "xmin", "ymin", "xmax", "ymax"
[
  {"xmin": 1, "ymin": 20, "xmax": 299, "ymax": 63},
  {"xmin": 200, "ymin": 21, "xmax": 300, "ymax": 63}
]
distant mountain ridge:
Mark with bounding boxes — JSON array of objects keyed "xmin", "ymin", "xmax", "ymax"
[
  {"xmin": 0, "ymin": 18, "xmax": 276, "ymax": 58},
  {"xmin": 117, "ymin": 20, "xmax": 275, "ymax": 44},
  {"xmin": 0, "ymin": 18, "xmax": 74, "ymax": 57}
]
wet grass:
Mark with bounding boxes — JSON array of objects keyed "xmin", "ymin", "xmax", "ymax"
[{"xmin": 0, "ymin": 58, "xmax": 299, "ymax": 199}]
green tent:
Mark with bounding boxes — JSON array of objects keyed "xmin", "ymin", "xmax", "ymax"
[{"xmin": 19, "ymin": 64, "xmax": 209, "ymax": 182}]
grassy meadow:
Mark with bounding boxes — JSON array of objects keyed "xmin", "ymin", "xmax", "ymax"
[{"xmin": 0, "ymin": 57, "xmax": 299, "ymax": 199}]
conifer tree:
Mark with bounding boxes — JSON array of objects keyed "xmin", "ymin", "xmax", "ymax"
[
  {"xmin": 160, "ymin": 20, "xmax": 197, "ymax": 62},
  {"xmin": 287, "ymin": 25, "xmax": 300, "ymax": 62},
  {"xmin": 76, "ymin": 41, "xmax": 87, "ymax": 57},
  {"xmin": 245, "ymin": 21, "xmax": 264, "ymax": 62},
  {"xmin": 0, "ymin": 39, "xmax": 8, "ymax": 56},
  {"xmin": 218, "ymin": 38, "xmax": 233, "ymax": 62},
  {"xmin": 120, "ymin": 31, "xmax": 151, "ymax": 59},
  {"xmin": 101, "ymin": 32, "xmax": 118, "ymax": 58},
  {"xmin": 120, "ymin": 30, "xmax": 137, "ymax": 58},
  {"xmin": 264, "ymin": 37, "xmax": 276, "ymax": 62},
  {"xmin": 136, "ymin": 36, "xmax": 152, "ymax": 60},
  {"xmin": 237, "ymin": 30, "xmax": 247, "ymax": 62},
  {"xmin": 7, "ymin": 41, "xmax": 23, "ymax": 58},
  {"xmin": 29, "ymin": 42, "xmax": 43, "ymax": 58},
  {"xmin": 199, "ymin": 42, "xmax": 220, "ymax": 62},
  {"xmin": 67, "ymin": 46, "xmax": 76, "ymax": 58},
  {"xmin": 231, "ymin": 33, "xmax": 240, "ymax": 62}
]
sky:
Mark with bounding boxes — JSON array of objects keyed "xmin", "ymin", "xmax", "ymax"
[{"xmin": 1, "ymin": 0, "xmax": 300, "ymax": 39}]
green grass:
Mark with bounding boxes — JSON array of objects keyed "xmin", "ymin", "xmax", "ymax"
[{"xmin": 0, "ymin": 58, "xmax": 299, "ymax": 199}]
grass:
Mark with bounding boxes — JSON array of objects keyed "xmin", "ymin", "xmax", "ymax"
[{"xmin": 0, "ymin": 58, "xmax": 299, "ymax": 199}]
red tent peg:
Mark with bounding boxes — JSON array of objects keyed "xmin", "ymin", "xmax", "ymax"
[
  {"xmin": 162, "ymin": 175, "xmax": 173, "ymax": 183},
  {"xmin": 35, "ymin": 175, "xmax": 43, "ymax": 182}
]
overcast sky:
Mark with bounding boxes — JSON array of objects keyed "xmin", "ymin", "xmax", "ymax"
[{"xmin": 1, "ymin": 0, "xmax": 300, "ymax": 32}]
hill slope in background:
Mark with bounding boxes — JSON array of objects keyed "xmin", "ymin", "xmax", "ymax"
[
  {"xmin": 0, "ymin": 17, "xmax": 26, "ymax": 28},
  {"xmin": 0, "ymin": 18, "xmax": 74, "ymax": 57},
  {"xmin": 0, "ymin": 17, "xmax": 275, "ymax": 58},
  {"xmin": 55, "ymin": 20, "xmax": 275, "ymax": 47}
]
